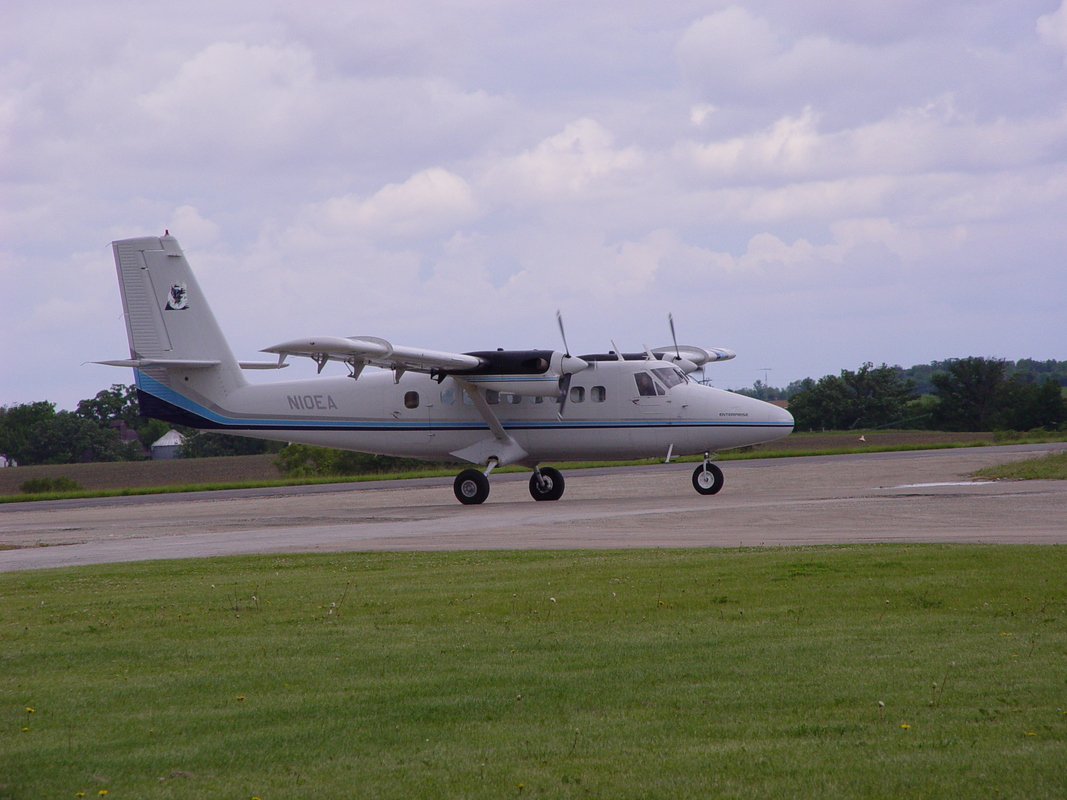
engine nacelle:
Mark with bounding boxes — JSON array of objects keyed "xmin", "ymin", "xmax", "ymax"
[{"xmin": 461, "ymin": 349, "xmax": 589, "ymax": 396}]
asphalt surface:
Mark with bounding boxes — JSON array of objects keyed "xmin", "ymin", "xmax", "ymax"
[{"xmin": 2, "ymin": 443, "xmax": 1065, "ymax": 572}]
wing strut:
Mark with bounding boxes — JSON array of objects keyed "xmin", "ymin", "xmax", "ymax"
[{"xmin": 449, "ymin": 379, "xmax": 529, "ymax": 467}]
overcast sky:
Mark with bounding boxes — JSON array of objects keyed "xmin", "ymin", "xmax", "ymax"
[{"xmin": 2, "ymin": 0, "xmax": 1066, "ymax": 409}]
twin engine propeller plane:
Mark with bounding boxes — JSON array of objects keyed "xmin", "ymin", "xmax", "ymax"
[{"xmin": 97, "ymin": 234, "xmax": 793, "ymax": 504}]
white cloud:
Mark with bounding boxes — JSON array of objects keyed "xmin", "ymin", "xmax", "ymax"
[
  {"xmin": 137, "ymin": 42, "xmax": 320, "ymax": 154},
  {"xmin": 312, "ymin": 168, "xmax": 479, "ymax": 239},
  {"xmin": 482, "ymin": 118, "xmax": 643, "ymax": 199},
  {"xmin": 168, "ymin": 206, "xmax": 220, "ymax": 248},
  {"xmin": 1038, "ymin": 1, "xmax": 1067, "ymax": 57}
]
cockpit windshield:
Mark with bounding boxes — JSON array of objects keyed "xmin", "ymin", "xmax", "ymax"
[{"xmin": 651, "ymin": 367, "xmax": 687, "ymax": 389}]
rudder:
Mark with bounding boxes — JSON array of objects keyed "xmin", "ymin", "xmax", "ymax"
[{"xmin": 111, "ymin": 234, "xmax": 247, "ymax": 403}]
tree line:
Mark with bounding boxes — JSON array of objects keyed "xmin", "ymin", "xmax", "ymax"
[
  {"xmin": 0, "ymin": 384, "xmax": 272, "ymax": 467},
  {"xmin": 741, "ymin": 357, "xmax": 1067, "ymax": 432}
]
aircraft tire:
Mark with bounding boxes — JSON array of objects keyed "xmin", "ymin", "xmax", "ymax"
[
  {"xmin": 529, "ymin": 467, "xmax": 565, "ymax": 501},
  {"xmin": 692, "ymin": 463, "xmax": 724, "ymax": 495},
  {"xmin": 454, "ymin": 469, "xmax": 490, "ymax": 505}
]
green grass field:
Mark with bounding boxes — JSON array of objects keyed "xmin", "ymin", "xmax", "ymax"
[
  {"xmin": 3, "ymin": 546, "xmax": 1065, "ymax": 798},
  {"xmin": 974, "ymin": 450, "xmax": 1067, "ymax": 481}
]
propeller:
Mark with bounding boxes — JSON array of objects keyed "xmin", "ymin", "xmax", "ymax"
[
  {"xmin": 555, "ymin": 311, "xmax": 588, "ymax": 418},
  {"xmin": 669, "ymin": 312, "xmax": 682, "ymax": 363}
]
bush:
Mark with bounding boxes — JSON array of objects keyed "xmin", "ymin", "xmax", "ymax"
[
  {"xmin": 20, "ymin": 476, "xmax": 83, "ymax": 494},
  {"xmin": 274, "ymin": 444, "xmax": 428, "ymax": 477}
]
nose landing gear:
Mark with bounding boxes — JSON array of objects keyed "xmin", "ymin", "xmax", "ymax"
[
  {"xmin": 529, "ymin": 466, "xmax": 565, "ymax": 501},
  {"xmin": 692, "ymin": 453, "xmax": 724, "ymax": 495}
]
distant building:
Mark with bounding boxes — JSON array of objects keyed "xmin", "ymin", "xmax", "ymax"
[
  {"xmin": 0, "ymin": 455, "xmax": 15, "ymax": 468},
  {"xmin": 151, "ymin": 430, "xmax": 186, "ymax": 460}
]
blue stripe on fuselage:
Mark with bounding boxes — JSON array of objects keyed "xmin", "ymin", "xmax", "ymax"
[{"xmin": 135, "ymin": 371, "xmax": 792, "ymax": 433}]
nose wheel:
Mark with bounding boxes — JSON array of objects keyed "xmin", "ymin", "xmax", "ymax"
[
  {"xmin": 529, "ymin": 466, "xmax": 565, "ymax": 501},
  {"xmin": 692, "ymin": 462, "xmax": 724, "ymax": 495}
]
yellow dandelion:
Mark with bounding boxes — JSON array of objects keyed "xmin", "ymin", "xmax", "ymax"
[
  {"xmin": 900, "ymin": 723, "xmax": 911, "ymax": 729},
  {"xmin": 26, "ymin": 707, "xmax": 34, "ymax": 713},
  {"xmin": 237, "ymin": 696, "xmax": 246, "ymax": 701},
  {"xmin": 76, "ymin": 793, "xmax": 85, "ymax": 798},
  {"xmin": 99, "ymin": 792, "xmax": 108, "ymax": 796},
  {"xmin": 1025, "ymin": 731, "xmax": 1037, "ymax": 737}
]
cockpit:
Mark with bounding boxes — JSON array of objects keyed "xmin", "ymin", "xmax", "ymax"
[{"xmin": 634, "ymin": 366, "xmax": 689, "ymax": 396}]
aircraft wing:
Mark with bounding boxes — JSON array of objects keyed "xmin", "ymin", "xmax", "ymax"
[
  {"xmin": 261, "ymin": 336, "xmax": 485, "ymax": 375},
  {"xmin": 651, "ymin": 345, "xmax": 736, "ymax": 365}
]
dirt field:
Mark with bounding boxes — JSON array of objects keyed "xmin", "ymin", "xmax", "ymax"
[
  {"xmin": 0, "ymin": 431, "xmax": 1004, "ymax": 495},
  {"xmin": 0, "ymin": 453, "xmax": 282, "ymax": 494}
]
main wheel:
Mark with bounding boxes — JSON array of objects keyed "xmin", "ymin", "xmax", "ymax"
[
  {"xmin": 454, "ymin": 469, "xmax": 490, "ymax": 505},
  {"xmin": 692, "ymin": 463, "xmax": 724, "ymax": 495},
  {"xmin": 529, "ymin": 466, "xmax": 565, "ymax": 501}
]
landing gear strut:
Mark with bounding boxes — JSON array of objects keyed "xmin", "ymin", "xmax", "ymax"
[
  {"xmin": 529, "ymin": 466, "xmax": 565, "ymax": 501},
  {"xmin": 692, "ymin": 454, "xmax": 724, "ymax": 496}
]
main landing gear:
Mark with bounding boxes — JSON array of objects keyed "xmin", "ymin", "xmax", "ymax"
[
  {"xmin": 454, "ymin": 456, "xmax": 723, "ymax": 505},
  {"xmin": 453, "ymin": 464, "xmax": 567, "ymax": 505},
  {"xmin": 454, "ymin": 468, "xmax": 491, "ymax": 505},
  {"xmin": 692, "ymin": 453, "xmax": 724, "ymax": 495}
]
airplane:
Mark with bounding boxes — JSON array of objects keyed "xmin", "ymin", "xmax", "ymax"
[{"xmin": 97, "ymin": 234, "xmax": 793, "ymax": 504}]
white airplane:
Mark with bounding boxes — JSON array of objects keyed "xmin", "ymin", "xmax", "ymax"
[{"xmin": 98, "ymin": 234, "xmax": 793, "ymax": 504}]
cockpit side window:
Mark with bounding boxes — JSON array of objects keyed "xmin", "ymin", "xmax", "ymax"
[
  {"xmin": 651, "ymin": 367, "xmax": 686, "ymax": 389},
  {"xmin": 634, "ymin": 372, "xmax": 658, "ymax": 397}
]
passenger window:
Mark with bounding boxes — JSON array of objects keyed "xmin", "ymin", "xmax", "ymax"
[
  {"xmin": 634, "ymin": 372, "xmax": 658, "ymax": 397},
  {"xmin": 462, "ymin": 390, "xmax": 474, "ymax": 405},
  {"xmin": 404, "ymin": 391, "xmax": 419, "ymax": 409},
  {"xmin": 591, "ymin": 385, "xmax": 606, "ymax": 402},
  {"xmin": 534, "ymin": 396, "xmax": 544, "ymax": 404},
  {"xmin": 486, "ymin": 389, "xmax": 499, "ymax": 405},
  {"xmin": 440, "ymin": 388, "xmax": 455, "ymax": 405},
  {"xmin": 506, "ymin": 394, "xmax": 522, "ymax": 405},
  {"xmin": 570, "ymin": 386, "xmax": 585, "ymax": 403}
]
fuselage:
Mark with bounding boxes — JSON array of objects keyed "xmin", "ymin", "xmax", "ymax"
[{"xmin": 137, "ymin": 357, "xmax": 793, "ymax": 463}]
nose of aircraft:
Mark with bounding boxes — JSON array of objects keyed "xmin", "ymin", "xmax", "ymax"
[{"xmin": 772, "ymin": 401, "xmax": 794, "ymax": 428}]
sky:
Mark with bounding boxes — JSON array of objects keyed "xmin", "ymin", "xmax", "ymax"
[{"xmin": 2, "ymin": 0, "xmax": 1066, "ymax": 410}]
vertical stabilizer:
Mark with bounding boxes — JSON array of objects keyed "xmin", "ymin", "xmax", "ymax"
[{"xmin": 112, "ymin": 235, "xmax": 247, "ymax": 401}]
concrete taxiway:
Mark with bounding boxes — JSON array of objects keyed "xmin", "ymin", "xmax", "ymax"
[{"xmin": 1, "ymin": 443, "xmax": 1065, "ymax": 572}]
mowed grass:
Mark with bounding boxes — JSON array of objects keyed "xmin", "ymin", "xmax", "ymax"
[
  {"xmin": 974, "ymin": 450, "xmax": 1067, "ymax": 481},
  {"xmin": 2, "ymin": 546, "xmax": 1065, "ymax": 799}
]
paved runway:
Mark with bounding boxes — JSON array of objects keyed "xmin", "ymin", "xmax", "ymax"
[{"xmin": 2, "ymin": 444, "xmax": 1065, "ymax": 572}]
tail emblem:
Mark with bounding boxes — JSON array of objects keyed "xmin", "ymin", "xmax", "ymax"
[{"xmin": 166, "ymin": 284, "xmax": 189, "ymax": 311}]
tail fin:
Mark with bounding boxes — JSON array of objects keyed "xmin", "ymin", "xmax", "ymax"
[{"xmin": 111, "ymin": 235, "xmax": 247, "ymax": 409}]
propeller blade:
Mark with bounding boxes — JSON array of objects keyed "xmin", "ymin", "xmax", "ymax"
[
  {"xmin": 669, "ymin": 313, "xmax": 682, "ymax": 362},
  {"xmin": 556, "ymin": 310, "xmax": 571, "ymax": 357},
  {"xmin": 557, "ymin": 371, "xmax": 572, "ymax": 419}
]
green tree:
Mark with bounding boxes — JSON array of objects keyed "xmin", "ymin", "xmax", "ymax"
[
  {"xmin": 274, "ymin": 443, "xmax": 427, "ymax": 477},
  {"xmin": 179, "ymin": 431, "xmax": 273, "ymax": 458},
  {"xmin": 786, "ymin": 363, "xmax": 916, "ymax": 431},
  {"xmin": 997, "ymin": 377, "xmax": 1067, "ymax": 431},
  {"xmin": 931, "ymin": 357, "xmax": 1010, "ymax": 431},
  {"xmin": 75, "ymin": 384, "xmax": 140, "ymax": 428},
  {"xmin": 0, "ymin": 401, "xmax": 57, "ymax": 464},
  {"xmin": 17, "ymin": 410, "xmax": 133, "ymax": 465}
]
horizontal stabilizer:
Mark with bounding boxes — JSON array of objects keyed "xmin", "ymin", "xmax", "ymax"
[
  {"xmin": 238, "ymin": 361, "xmax": 290, "ymax": 370},
  {"xmin": 95, "ymin": 358, "xmax": 222, "ymax": 369}
]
